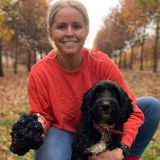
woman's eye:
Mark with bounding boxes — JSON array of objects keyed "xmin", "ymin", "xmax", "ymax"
[
  {"xmin": 72, "ymin": 23, "xmax": 82, "ymax": 30},
  {"xmin": 55, "ymin": 23, "xmax": 82, "ymax": 31},
  {"xmin": 57, "ymin": 24, "xmax": 67, "ymax": 30}
]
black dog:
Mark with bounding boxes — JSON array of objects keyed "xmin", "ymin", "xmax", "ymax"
[
  {"xmin": 72, "ymin": 80, "xmax": 133, "ymax": 160},
  {"xmin": 10, "ymin": 113, "xmax": 44, "ymax": 156}
]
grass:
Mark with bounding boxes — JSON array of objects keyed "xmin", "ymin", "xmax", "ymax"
[
  {"xmin": 0, "ymin": 101, "xmax": 34, "ymax": 160},
  {"xmin": 141, "ymin": 127, "xmax": 160, "ymax": 160}
]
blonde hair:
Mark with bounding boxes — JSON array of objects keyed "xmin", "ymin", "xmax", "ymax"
[{"xmin": 47, "ymin": 0, "xmax": 89, "ymax": 48}]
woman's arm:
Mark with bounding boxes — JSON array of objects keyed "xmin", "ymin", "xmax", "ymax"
[{"xmin": 28, "ymin": 72, "xmax": 54, "ymax": 132}]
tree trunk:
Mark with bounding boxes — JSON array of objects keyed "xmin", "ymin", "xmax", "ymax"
[
  {"xmin": 140, "ymin": 26, "xmax": 145, "ymax": 71},
  {"xmin": 153, "ymin": 23, "xmax": 159, "ymax": 73},
  {"xmin": 0, "ymin": 42, "xmax": 4, "ymax": 77},
  {"xmin": 27, "ymin": 51, "xmax": 32, "ymax": 72},
  {"xmin": 119, "ymin": 53, "xmax": 122, "ymax": 68},
  {"xmin": 140, "ymin": 41, "xmax": 144, "ymax": 71},
  {"xmin": 123, "ymin": 52, "xmax": 127, "ymax": 68},
  {"xmin": 114, "ymin": 55, "xmax": 118, "ymax": 66},
  {"xmin": 130, "ymin": 45, "xmax": 134, "ymax": 70},
  {"xmin": 14, "ymin": 36, "xmax": 18, "ymax": 74},
  {"xmin": 33, "ymin": 52, "xmax": 37, "ymax": 64}
]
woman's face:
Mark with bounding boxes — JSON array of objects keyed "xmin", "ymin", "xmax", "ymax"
[{"xmin": 50, "ymin": 7, "xmax": 88, "ymax": 56}]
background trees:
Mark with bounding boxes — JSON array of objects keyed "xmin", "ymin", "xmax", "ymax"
[
  {"xmin": 0, "ymin": 0, "xmax": 14, "ymax": 76},
  {"xmin": 0, "ymin": 0, "xmax": 51, "ymax": 77},
  {"xmin": 94, "ymin": 0, "xmax": 160, "ymax": 72},
  {"xmin": 0, "ymin": 0, "xmax": 160, "ymax": 76}
]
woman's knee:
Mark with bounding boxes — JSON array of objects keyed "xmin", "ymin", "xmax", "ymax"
[
  {"xmin": 34, "ymin": 127, "xmax": 73, "ymax": 160},
  {"xmin": 35, "ymin": 147, "xmax": 56, "ymax": 160},
  {"xmin": 137, "ymin": 96, "xmax": 160, "ymax": 120}
]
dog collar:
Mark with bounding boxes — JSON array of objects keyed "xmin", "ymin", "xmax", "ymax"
[{"xmin": 93, "ymin": 122, "xmax": 125, "ymax": 136}]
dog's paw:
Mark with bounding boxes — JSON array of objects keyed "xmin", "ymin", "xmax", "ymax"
[{"xmin": 10, "ymin": 113, "xmax": 44, "ymax": 156}]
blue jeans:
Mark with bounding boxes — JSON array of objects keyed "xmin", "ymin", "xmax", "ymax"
[{"xmin": 35, "ymin": 96, "xmax": 160, "ymax": 160}]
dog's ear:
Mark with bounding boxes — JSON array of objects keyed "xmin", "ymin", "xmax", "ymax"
[
  {"xmin": 118, "ymin": 87, "xmax": 133, "ymax": 123},
  {"xmin": 81, "ymin": 87, "xmax": 95, "ymax": 115},
  {"xmin": 102, "ymin": 80, "xmax": 133, "ymax": 123}
]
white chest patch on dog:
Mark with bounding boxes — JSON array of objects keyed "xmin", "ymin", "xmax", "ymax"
[{"xmin": 86, "ymin": 132, "xmax": 110, "ymax": 155}]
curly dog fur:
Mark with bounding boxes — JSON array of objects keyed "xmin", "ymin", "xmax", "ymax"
[
  {"xmin": 10, "ymin": 113, "xmax": 44, "ymax": 156},
  {"xmin": 72, "ymin": 80, "xmax": 133, "ymax": 160}
]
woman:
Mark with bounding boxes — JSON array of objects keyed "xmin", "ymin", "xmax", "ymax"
[{"xmin": 28, "ymin": 0, "xmax": 160, "ymax": 160}]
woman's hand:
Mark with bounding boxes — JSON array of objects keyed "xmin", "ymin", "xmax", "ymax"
[
  {"xmin": 89, "ymin": 148, "xmax": 124, "ymax": 160},
  {"xmin": 37, "ymin": 113, "xmax": 47, "ymax": 133}
]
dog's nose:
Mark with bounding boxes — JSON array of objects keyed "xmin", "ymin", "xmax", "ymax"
[{"xmin": 102, "ymin": 104, "xmax": 112, "ymax": 113}]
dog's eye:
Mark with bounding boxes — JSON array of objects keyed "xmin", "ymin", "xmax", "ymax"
[
  {"xmin": 102, "ymin": 102, "xmax": 111, "ymax": 108},
  {"xmin": 102, "ymin": 103, "xmax": 110, "ymax": 107}
]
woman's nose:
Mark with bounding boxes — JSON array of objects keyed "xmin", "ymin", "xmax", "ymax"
[{"xmin": 65, "ymin": 26, "xmax": 74, "ymax": 35}]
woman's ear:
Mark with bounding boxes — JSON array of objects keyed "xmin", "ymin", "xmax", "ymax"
[{"xmin": 87, "ymin": 26, "xmax": 89, "ymax": 34}]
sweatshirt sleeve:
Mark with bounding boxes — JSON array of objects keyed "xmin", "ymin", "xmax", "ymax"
[
  {"xmin": 118, "ymin": 77, "xmax": 144, "ymax": 147},
  {"xmin": 28, "ymin": 72, "xmax": 54, "ymax": 132},
  {"xmin": 101, "ymin": 55, "xmax": 144, "ymax": 147}
]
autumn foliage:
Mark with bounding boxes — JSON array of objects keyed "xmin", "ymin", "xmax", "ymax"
[
  {"xmin": 0, "ymin": 0, "xmax": 159, "ymax": 75},
  {"xmin": 94, "ymin": 0, "xmax": 160, "ymax": 72},
  {"xmin": 0, "ymin": 0, "xmax": 51, "ymax": 77}
]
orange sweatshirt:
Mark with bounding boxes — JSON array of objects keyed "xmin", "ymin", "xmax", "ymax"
[{"xmin": 28, "ymin": 48, "xmax": 144, "ymax": 147}]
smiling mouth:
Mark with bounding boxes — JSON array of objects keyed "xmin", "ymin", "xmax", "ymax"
[
  {"xmin": 62, "ymin": 41, "xmax": 78, "ymax": 47},
  {"xmin": 63, "ymin": 41, "xmax": 77, "ymax": 43}
]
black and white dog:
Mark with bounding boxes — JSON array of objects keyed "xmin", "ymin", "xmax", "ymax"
[{"xmin": 72, "ymin": 80, "xmax": 133, "ymax": 160}]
